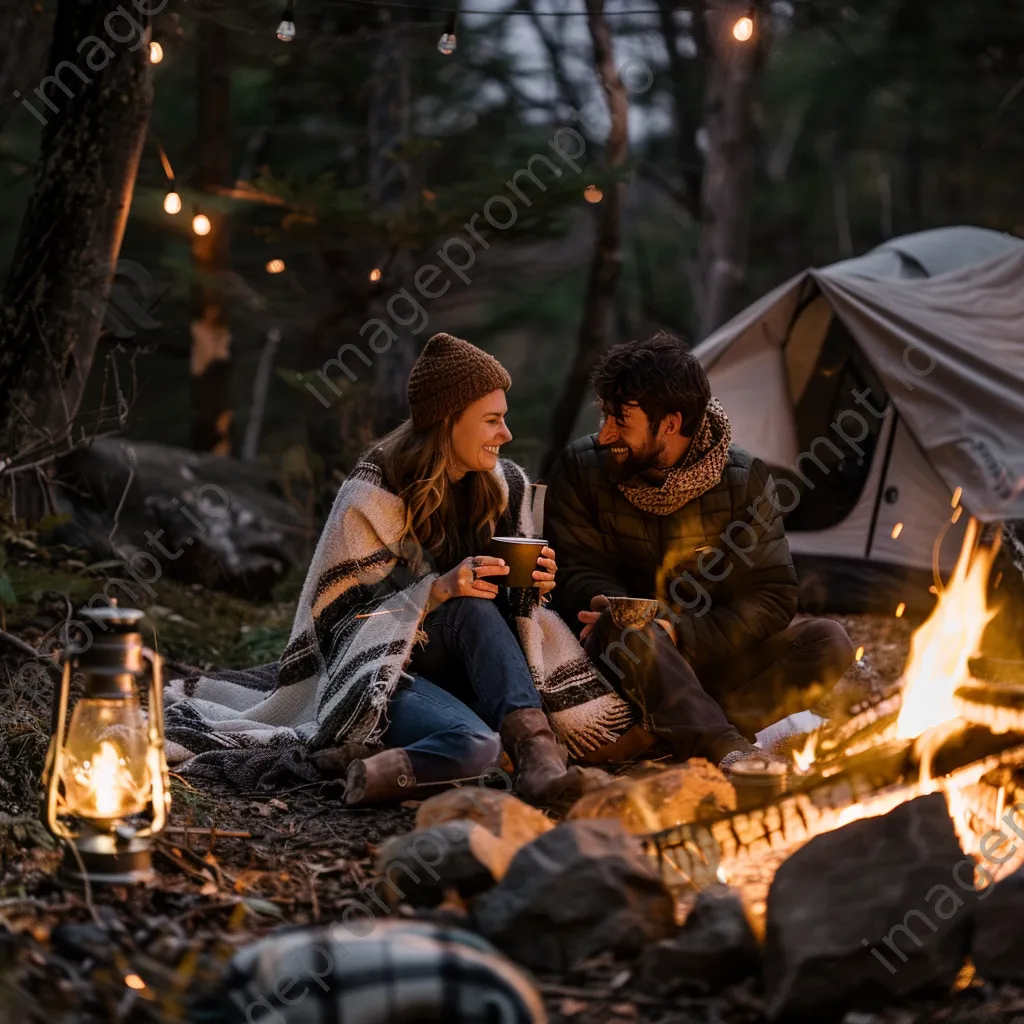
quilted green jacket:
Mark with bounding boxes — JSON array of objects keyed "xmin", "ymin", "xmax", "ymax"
[{"xmin": 545, "ymin": 435, "xmax": 799, "ymax": 669}]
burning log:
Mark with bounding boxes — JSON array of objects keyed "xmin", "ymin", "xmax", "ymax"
[
  {"xmin": 956, "ymin": 679, "xmax": 1024, "ymax": 735},
  {"xmin": 645, "ymin": 731, "xmax": 1024, "ymax": 889}
]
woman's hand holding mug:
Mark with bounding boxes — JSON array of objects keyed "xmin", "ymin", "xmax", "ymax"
[{"xmin": 431, "ymin": 555, "xmax": 509, "ymax": 603}]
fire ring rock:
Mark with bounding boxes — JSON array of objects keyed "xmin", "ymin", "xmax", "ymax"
[
  {"xmin": 972, "ymin": 862, "xmax": 1024, "ymax": 984},
  {"xmin": 764, "ymin": 792, "xmax": 973, "ymax": 1021},
  {"xmin": 635, "ymin": 884, "xmax": 761, "ymax": 996},
  {"xmin": 470, "ymin": 819, "xmax": 676, "ymax": 973}
]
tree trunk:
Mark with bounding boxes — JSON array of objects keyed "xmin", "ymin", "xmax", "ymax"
[
  {"xmin": 696, "ymin": 4, "xmax": 761, "ymax": 340},
  {"xmin": 0, "ymin": 0, "xmax": 46, "ymax": 134},
  {"xmin": 189, "ymin": 6, "xmax": 233, "ymax": 455},
  {"xmin": 367, "ymin": 16, "xmax": 415, "ymax": 436},
  {"xmin": 0, "ymin": 0, "xmax": 151, "ymax": 477},
  {"xmin": 539, "ymin": 0, "xmax": 628, "ymax": 479},
  {"xmin": 654, "ymin": 0, "xmax": 708, "ymax": 220}
]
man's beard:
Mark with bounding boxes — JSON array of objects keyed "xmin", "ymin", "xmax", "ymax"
[{"xmin": 603, "ymin": 437, "xmax": 668, "ymax": 484}]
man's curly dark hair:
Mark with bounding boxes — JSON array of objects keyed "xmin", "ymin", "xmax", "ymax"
[{"xmin": 591, "ymin": 331, "xmax": 711, "ymax": 436}]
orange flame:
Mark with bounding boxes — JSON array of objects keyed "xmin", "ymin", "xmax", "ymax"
[
  {"xmin": 792, "ymin": 733, "xmax": 817, "ymax": 773},
  {"xmin": 895, "ymin": 519, "xmax": 997, "ymax": 740}
]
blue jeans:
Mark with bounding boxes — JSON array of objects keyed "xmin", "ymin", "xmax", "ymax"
[
  {"xmin": 409, "ymin": 597, "xmax": 543, "ymax": 727},
  {"xmin": 382, "ymin": 674, "xmax": 501, "ymax": 785},
  {"xmin": 387, "ymin": 598, "xmax": 543, "ymax": 783}
]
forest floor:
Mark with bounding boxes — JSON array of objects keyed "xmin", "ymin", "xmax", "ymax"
[{"xmin": 2, "ymin": 553, "xmax": 1023, "ymax": 1023}]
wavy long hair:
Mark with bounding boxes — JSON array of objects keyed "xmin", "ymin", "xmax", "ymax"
[{"xmin": 374, "ymin": 417, "xmax": 506, "ymax": 569}]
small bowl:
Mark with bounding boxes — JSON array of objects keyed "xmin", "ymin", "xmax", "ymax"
[
  {"xmin": 606, "ymin": 596, "xmax": 661, "ymax": 631},
  {"xmin": 483, "ymin": 536, "xmax": 547, "ymax": 588}
]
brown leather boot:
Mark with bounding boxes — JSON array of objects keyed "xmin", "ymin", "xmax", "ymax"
[
  {"xmin": 344, "ymin": 748, "xmax": 416, "ymax": 806},
  {"xmin": 499, "ymin": 707, "xmax": 610, "ymax": 812}
]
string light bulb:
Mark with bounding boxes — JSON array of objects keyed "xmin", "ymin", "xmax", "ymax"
[
  {"xmin": 277, "ymin": 4, "xmax": 296, "ymax": 42},
  {"xmin": 437, "ymin": 8, "xmax": 458, "ymax": 55},
  {"xmin": 369, "ymin": 268, "xmax": 382, "ymax": 282},
  {"xmin": 149, "ymin": 41, "xmax": 164, "ymax": 64},
  {"xmin": 266, "ymin": 259, "xmax": 286, "ymax": 274},
  {"xmin": 163, "ymin": 191, "xmax": 181, "ymax": 215},
  {"xmin": 732, "ymin": 14, "xmax": 754, "ymax": 41},
  {"xmin": 583, "ymin": 184, "xmax": 603, "ymax": 203},
  {"xmin": 192, "ymin": 212, "xmax": 211, "ymax": 236}
]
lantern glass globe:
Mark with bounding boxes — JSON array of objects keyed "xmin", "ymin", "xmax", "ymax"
[{"xmin": 61, "ymin": 698, "xmax": 152, "ymax": 819}]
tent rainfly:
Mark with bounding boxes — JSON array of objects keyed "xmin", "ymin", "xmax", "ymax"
[{"xmin": 693, "ymin": 226, "xmax": 1024, "ymax": 616}]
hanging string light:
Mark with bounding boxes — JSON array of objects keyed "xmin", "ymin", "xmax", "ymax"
[
  {"xmin": 732, "ymin": 12, "xmax": 754, "ymax": 41},
  {"xmin": 266, "ymin": 259, "xmax": 286, "ymax": 274},
  {"xmin": 437, "ymin": 4, "xmax": 458, "ymax": 55},
  {"xmin": 192, "ymin": 212, "xmax": 212, "ymax": 236},
  {"xmin": 156, "ymin": 140, "xmax": 181, "ymax": 216},
  {"xmin": 277, "ymin": 3, "xmax": 296, "ymax": 42},
  {"xmin": 149, "ymin": 40, "xmax": 164, "ymax": 64}
]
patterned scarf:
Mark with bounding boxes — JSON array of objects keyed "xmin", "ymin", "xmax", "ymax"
[{"xmin": 617, "ymin": 397, "xmax": 733, "ymax": 516}]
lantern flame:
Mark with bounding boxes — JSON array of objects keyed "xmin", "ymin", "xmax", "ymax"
[
  {"xmin": 73, "ymin": 740, "xmax": 144, "ymax": 818},
  {"xmin": 895, "ymin": 519, "xmax": 997, "ymax": 740}
]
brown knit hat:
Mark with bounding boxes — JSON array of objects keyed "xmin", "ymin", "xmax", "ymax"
[{"xmin": 407, "ymin": 333, "xmax": 511, "ymax": 429}]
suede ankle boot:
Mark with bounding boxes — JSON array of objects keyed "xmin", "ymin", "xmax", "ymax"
[
  {"xmin": 499, "ymin": 707, "xmax": 609, "ymax": 812},
  {"xmin": 344, "ymin": 748, "xmax": 416, "ymax": 806}
]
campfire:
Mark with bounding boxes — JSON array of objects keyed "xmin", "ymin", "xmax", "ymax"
[{"xmin": 647, "ymin": 517, "xmax": 1024, "ymax": 890}]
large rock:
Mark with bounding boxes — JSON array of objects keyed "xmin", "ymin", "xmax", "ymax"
[
  {"xmin": 972, "ymin": 863, "xmax": 1024, "ymax": 984},
  {"xmin": 565, "ymin": 759, "xmax": 735, "ymax": 834},
  {"xmin": 372, "ymin": 820, "xmax": 510, "ymax": 910},
  {"xmin": 635, "ymin": 885, "xmax": 760, "ymax": 996},
  {"xmin": 471, "ymin": 819, "xmax": 675, "ymax": 972},
  {"xmin": 765, "ymin": 793, "xmax": 972, "ymax": 1021},
  {"xmin": 51, "ymin": 438, "xmax": 307, "ymax": 599},
  {"xmin": 415, "ymin": 789, "xmax": 554, "ymax": 876}
]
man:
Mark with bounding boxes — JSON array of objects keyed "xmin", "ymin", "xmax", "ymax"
[{"xmin": 545, "ymin": 332, "xmax": 855, "ymax": 771}]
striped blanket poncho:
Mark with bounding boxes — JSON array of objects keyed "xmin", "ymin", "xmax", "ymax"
[{"xmin": 164, "ymin": 456, "xmax": 633, "ymax": 778}]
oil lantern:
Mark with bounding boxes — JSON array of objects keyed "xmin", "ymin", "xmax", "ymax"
[{"xmin": 41, "ymin": 605, "xmax": 170, "ymax": 884}]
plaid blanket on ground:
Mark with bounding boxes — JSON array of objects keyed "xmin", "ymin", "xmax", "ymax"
[
  {"xmin": 164, "ymin": 457, "xmax": 632, "ymax": 782},
  {"xmin": 200, "ymin": 919, "xmax": 546, "ymax": 1024}
]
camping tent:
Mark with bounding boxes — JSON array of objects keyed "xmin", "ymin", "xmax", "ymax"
[{"xmin": 693, "ymin": 226, "xmax": 1024, "ymax": 615}]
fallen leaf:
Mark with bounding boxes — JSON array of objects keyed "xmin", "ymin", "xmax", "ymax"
[
  {"xmin": 198, "ymin": 881, "xmax": 219, "ymax": 896},
  {"xmin": 268, "ymin": 798, "xmax": 289, "ymax": 812},
  {"xmin": 242, "ymin": 897, "xmax": 284, "ymax": 919}
]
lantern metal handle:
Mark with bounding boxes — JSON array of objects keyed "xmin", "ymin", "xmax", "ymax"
[{"xmin": 134, "ymin": 646, "xmax": 170, "ymax": 838}]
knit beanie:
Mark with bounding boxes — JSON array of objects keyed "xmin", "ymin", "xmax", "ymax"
[{"xmin": 407, "ymin": 333, "xmax": 511, "ymax": 429}]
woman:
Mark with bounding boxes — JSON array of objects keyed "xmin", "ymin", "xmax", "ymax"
[{"xmin": 164, "ymin": 333, "xmax": 632, "ymax": 808}]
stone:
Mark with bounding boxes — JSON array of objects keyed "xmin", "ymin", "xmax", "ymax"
[
  {"xmin": 372, "ymin": 820, "xmax": 511, "ymax": 910},
  {"xmin": 51, "ymin": 438, "xmax": 307, "ymax": 599},
  {"xmin": 635, "ymin": 885, "xmax": 760, "ymax": 996},
  {"xmin": 565, "ymin": 759, "xmax": 736, "ymax": 835},
  {"xmin": 51, "ymin": 922, "xmax": 113, "ymax": 963},
  {"xmin": 972, "ymin": 862, "xmax": 1024, "ymax": 984},
  {"xmin": 471, "ymin": 819, "xmax": 676, "ymax": 972},
  {"xmin": 764, "ymin": 793, "xmax": 973, "ymax": 1021},
  {"xmin": 415, "ymin": 788, "xmax": 554, "ymax": 876}
]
